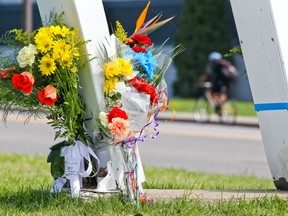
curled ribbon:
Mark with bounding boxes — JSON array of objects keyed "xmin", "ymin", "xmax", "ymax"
[{"xmin": 50, "ymin": 140, "xmax": 100, "ymax": 198}]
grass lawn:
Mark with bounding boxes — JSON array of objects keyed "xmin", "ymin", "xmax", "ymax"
[
  {"xmin": 2, "ymin": 153, "xmax": 287, "ymax": 215},
  {"xmin": 169, "ymin": 98, "xmax": 256, "ymax": 117}
]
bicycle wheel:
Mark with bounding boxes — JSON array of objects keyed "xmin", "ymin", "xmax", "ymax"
[
  {"xmin": 220, "ymin": 99, "xmax": 237, "ymax": 124},
  {"xmin": 193, "ymin": 97, "xmax": 211, "ymax": 123}
]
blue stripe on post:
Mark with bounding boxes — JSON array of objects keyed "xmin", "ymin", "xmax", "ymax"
[{"xmin": 254, "ymin": 103, "xmax": 288, "ymax": 111}]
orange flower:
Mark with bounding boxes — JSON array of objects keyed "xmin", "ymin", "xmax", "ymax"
[
  {"xmin": 11, "ymin": 71, "xmax": 35, "ymax": 94},
  {"xmin": 38, "ymin": 85, "xmax": 57, "ymax": 106},
  {"xmin": 108, "ymin": 117, "xmax": 129, "ymax": 138},
  {"xmin": 0, "ymin": 67, "xmax": 15, "ymax": 79}
]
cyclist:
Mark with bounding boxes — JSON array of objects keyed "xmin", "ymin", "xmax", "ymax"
[{"xmin": 199, "ymin": 52, "xmax": 238, "ymax": 116}]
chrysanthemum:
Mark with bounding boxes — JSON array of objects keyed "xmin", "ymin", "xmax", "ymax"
[
  {"xmin": 34, "ymin": 31, "xmax": 54, "ymax": 53},
  {"xmin": 104, "ymin": 61, "xmax": 119, "ymax": 79},
  {"xmin": 104, "ymin": 77, "xmax": 118, "ymax": 94},
  {"xmin": 117, "ymin": 58, "xmax": 133, "ymax": 76},
  {"xmin": 39, "ymin": 54, "xmax": 57, "ymax": 76},
  {"xmin": 133, "ymin": 50, "xmax": 156, "ymax": 79},
  {"xmin": 104, "ymin": 58, "xmax": 133, "ymax": 79}
]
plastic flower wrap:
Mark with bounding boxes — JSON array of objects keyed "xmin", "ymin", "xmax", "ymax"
[
  {"xmin": 0, "ymin": 13, "xmax": 89, "ymax": 145},
  {"xmin": 92, "ymin": 1, "xmax": 184, "ymax": 204},
  {"xmin": 95, "ymin": 2, "xmax": 183, "ymax": 145}
]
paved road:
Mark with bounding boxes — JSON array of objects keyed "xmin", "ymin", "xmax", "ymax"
[
  {"xmin": 139, "ymin": 120, "xmax": 270, "ymax": 178},
  {"xmin": 0, "ymin": 115, "xmax": 271, "ymax": 178}
]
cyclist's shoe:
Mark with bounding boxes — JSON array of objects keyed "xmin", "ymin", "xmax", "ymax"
[{"xmin": 215, "ymin": 105, "xmax": 222, "ymax": 116}]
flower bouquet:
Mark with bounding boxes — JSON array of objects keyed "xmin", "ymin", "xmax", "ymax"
[
  {"xmin": 0, "ymin": 1, "xmax": 184, "ymax": 201},
  {"xmin": 0, "ymin": 13, "xmax": 99, "ymax": 197},
  {"xmin": 92, "ymin": 1, "xmax": 184, "ymax": 203}
]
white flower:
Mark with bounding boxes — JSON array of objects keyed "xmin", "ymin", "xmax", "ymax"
[
  {"xmin": 17, "ymin": 44, "xmax": 37, "ymax": 68},
  {"xmin": 99, "ymin": 111, "xmax": 108, "ymax": 127}
]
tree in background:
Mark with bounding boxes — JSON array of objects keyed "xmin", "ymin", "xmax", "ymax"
[{"xmin": 173, "ymin": 0, "xmax": 234, "ymax": 97}]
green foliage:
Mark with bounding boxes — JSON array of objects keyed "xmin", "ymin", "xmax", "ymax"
[
  {"xmin": 173, "ymin": 0, "xmax": 234, "ymax": 97},
  {"xmin": 9, "ymin": 29, "xmax": 31, "ymax": 45},
  {"xmin": 225, "ymin": 47, "xmax": 243, "ymax": 58}
]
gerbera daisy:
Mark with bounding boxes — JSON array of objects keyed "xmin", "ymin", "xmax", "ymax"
[
  {"xmin": 60, "ymin": 26, "xmax": 70, "ymax": 37},
  {"xmin": 34, "ymin": 32, "xmax": 54, "ymax": 53},
  {"xmin": 39, "ymin": 54, "xmax": 57, "ymax": 76},
  {"xmin": 50, "ymin": 25, "xmax": 62, "ymax": 36}
]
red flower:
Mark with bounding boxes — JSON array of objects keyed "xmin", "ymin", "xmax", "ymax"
[
  {"xmin": 38, "ymin": 85, "xmax": 57, "ymax": 106},
  {"xmin": 132, "ymin": 46, "xmax": 147, "ymax": 53},
  {"xmin": 107, "ymin": 106, "xmax": 128, "ymax": 123},
  {"xmin": 130, "ymin": 34, "xmax": 153, "ymax": 46},
  {"xmin": 12, "ymin": 71, "xmax": 35, "ymax": 94},
  {"xmin": 124, "ymin": 38, "xmax": 136, "ymax": 47},
  {"xmin": 141, "ymin": 85, "xmax": 158, "ymax": 103},
  {"xmin": 129, "ymin": 77, "xmax": 158, "ymax": 103},
  {"xmin": 129, "ymin": 76, "xmax": 144, "ymax": 88}
]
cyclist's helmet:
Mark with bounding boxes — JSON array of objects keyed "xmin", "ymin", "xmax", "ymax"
[{"xmin": 208, "ymin": 52, "xmax": 222, "ymax": 61}]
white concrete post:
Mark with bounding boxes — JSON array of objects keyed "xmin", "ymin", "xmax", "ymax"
[
  {"xmin": 230, "ymin": 0, "xmax": 288, "ymax": 189},
  {"xmin": 37, "ymin": 0, "xmax": 110, "ymax": 136}
]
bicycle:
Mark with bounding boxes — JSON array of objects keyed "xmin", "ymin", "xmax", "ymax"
[{"xmin": 193, "ymin": 82, "xmax": 238, "ymax": 124}]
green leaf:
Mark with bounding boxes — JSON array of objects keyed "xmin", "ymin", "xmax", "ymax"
[
  {"xmin": 50, "ymin": 155, "xmax": 65, "ymax": 179},
  {"xmin": 49, "ymin": 140, "xmax": 69, "ymax": 151}
]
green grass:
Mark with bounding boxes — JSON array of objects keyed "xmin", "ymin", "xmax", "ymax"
[
  {"xmin": 1, "ymin": 153, "xmax": 286, "ymax": 215},
  {"xmin": 169, "ymin": 98, "xmax": 256, "ymax": 117},
  {"xmin": 143, "ymin": 167, "xmax": 273, "ymax": 190}
]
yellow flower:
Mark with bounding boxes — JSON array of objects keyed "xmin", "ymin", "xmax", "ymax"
[
  {"xmin": 72, "ymin": 47, "xmax": 80, "ymax": 57},
  {"xmin": 37, "ymin": 27, "xmax": 53, "ymax": 37},
  {"xmin": 50, "ymin": 25, "xmax": 62, "ymax": 36},
  {"xmin": 60, "ymin": 26, "xmax": 70, "ymax": 37},
  {"xmin": 104, "ymin": 61, "xmax": 119, "ymax": 79},
  {"xmin": 34, "ymin": 30, "xmax": 54, "ymax": 53},
  {"xmin": 39, "ymin": 54, "xmax": 57, "ymax": 76},
  {"xmin": 59, "ymin": 53, "xmax": 73, "ymax": 68},
  {"xmin": 70, "ymin": 67, "xmax": 78, "ymax": 73},
  {"xmin": 117, "ymin": 58, "xmax": 133, "ymax": 76},
  {"xmin": 104, "ymin": 77, "xmax": 118, "ymax": 94},
  {"xmin": 104, "ymin": 58, "xmax": 133, "ymax": 79},
  {"xmin": 52, "ymin": 40, "xmax": 66, "ymax": 60}
]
